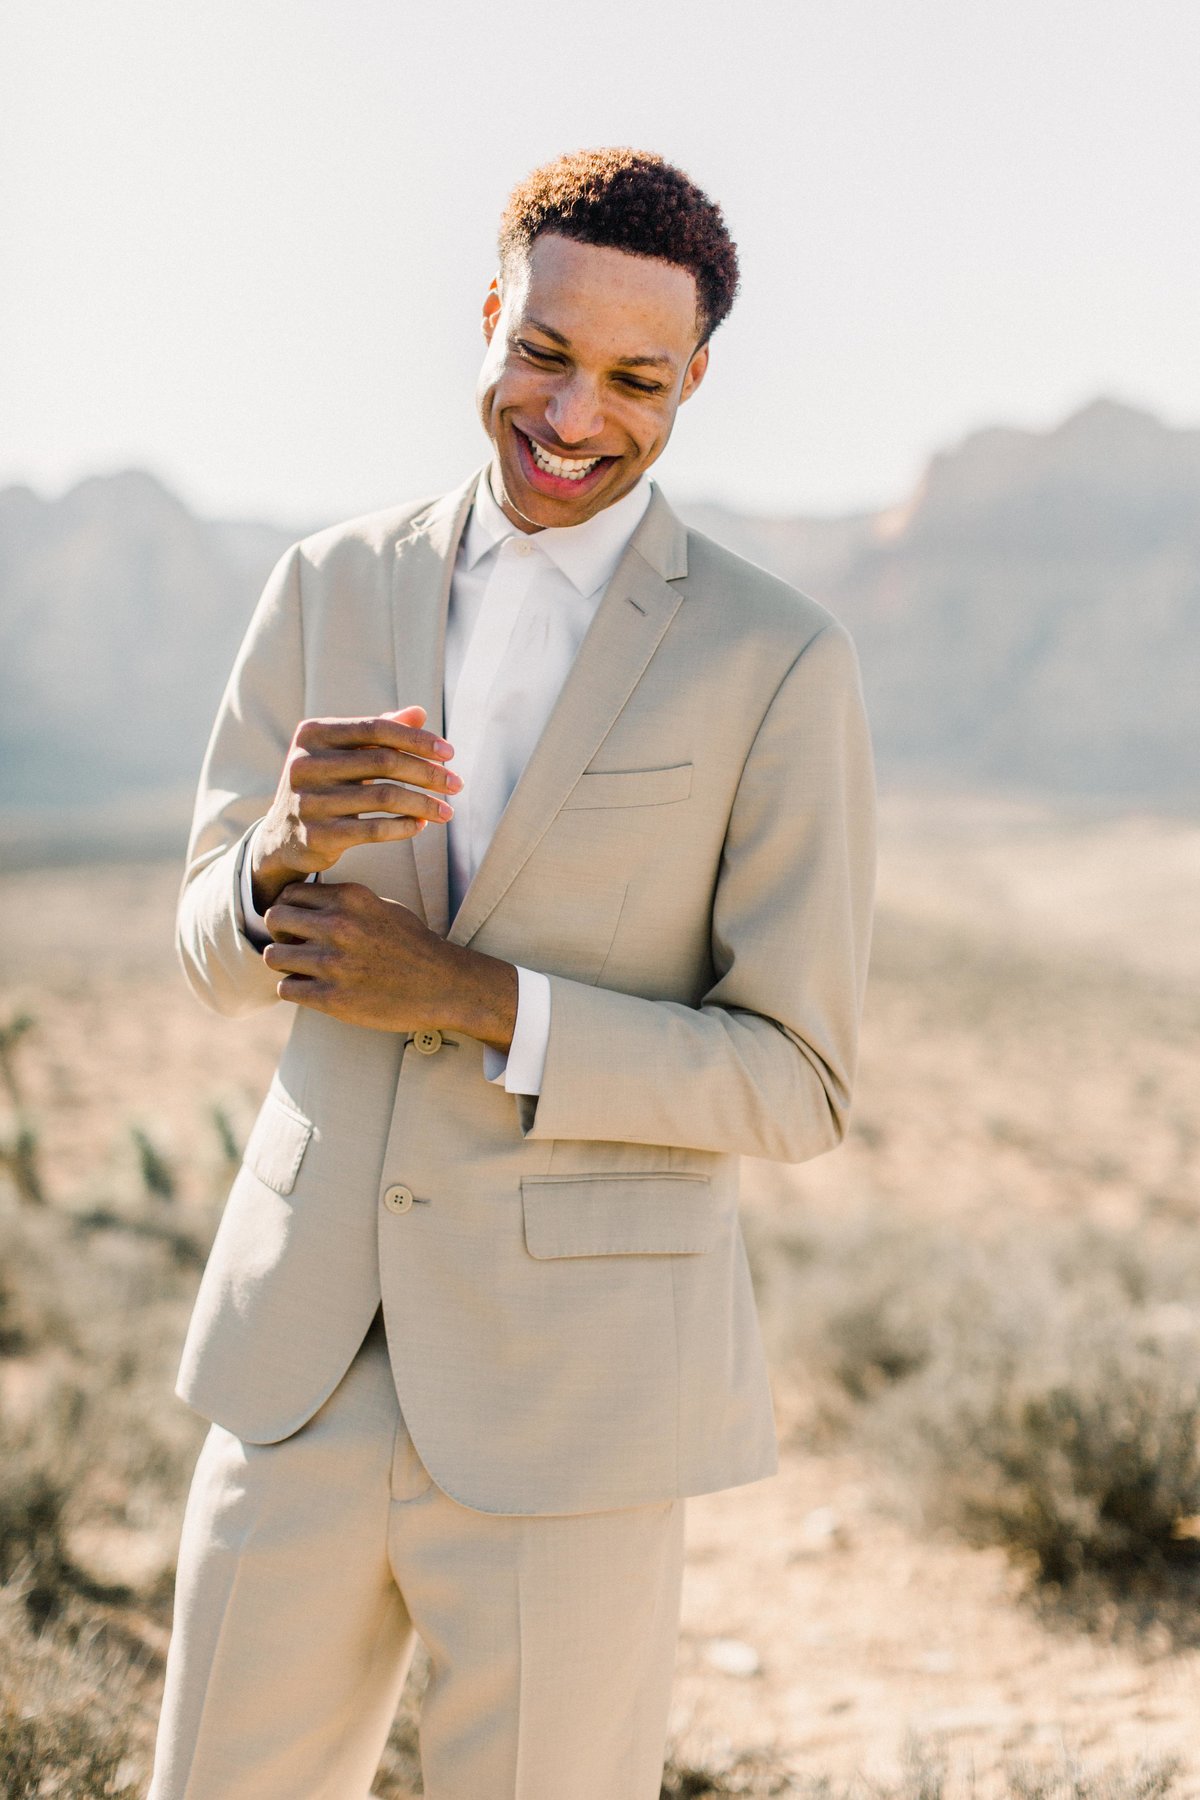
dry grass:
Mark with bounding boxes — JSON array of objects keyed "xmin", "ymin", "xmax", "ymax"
[
  {"xmin": 763, "ymin": 1208, "xmax": 1200, "ymax": 1582},
  {"xmin": 0, "ymin": 1578, "xmax": 149, "ymax": 1799}
]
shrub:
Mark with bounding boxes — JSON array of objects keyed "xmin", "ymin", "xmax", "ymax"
[
  {"xmin": 0, "ymin": 1696, "xmax": 140, "ymax": 1800},
  {"xmin": 0, "ymin": 1116, "xmax": 46, "ymax": 1206},
  {"xmin": 0, "ymin": 1583, "xmax": 146, "ymax": 1799},
  {"xmin": 0, "ymin": 1267, "xmax": 26, "ymax": 1355},
  {"xmin": 0, "ymin": 1010, "xmax": 36, "ymax": 1106},
  {"xmin": 1007, "ymin": 1757, "xmax": 1180, "ymax": 1800},
  {"xmin": 658, "ymin": 1741, "xmax": 1181, "ymax": 1800},
  {"xmin": 130, "ymin": 1126, "xmax": 177, "ymax": 1202},
  {"xmin": 0, "ymin": 1209, "xmax": 75, "ymax": 1357},
  {"xmin": 770, "ymin": 1211, "xmax": 1200, "ymax": 1582},
  {"xmin": 877, "ymin": 1291, "xmax": 1200, "ymax": 1581},
  {"xmin": 660, "ymin": 1752, "xmax": 791, "ymax": 1796},
  {"xmin": 0, "ymin": 1393, "xmax": 82, "ymax": 1618}
]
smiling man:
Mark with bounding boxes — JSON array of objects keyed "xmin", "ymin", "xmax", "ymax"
[
  {"xmin": 481, "ymin": 230, "xmax": 712, "ymax": 522},
  {"xmin": 151, "ymin": 149, "xmax": 876, "ymax": 1800}
]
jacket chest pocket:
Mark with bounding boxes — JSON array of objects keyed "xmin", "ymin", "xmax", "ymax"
[
  {"xmin": 562, "ymin": 763, "xmax": 692, "ymax": 811},
  {"xmin": 521, "ymin": 1173, "xmax": 721, "ymax": 1258}
]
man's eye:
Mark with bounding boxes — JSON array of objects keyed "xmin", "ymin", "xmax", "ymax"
[
  {"xmin": 517, "ymin": 341, "xmax": 558, "ymax": 363},
  {"xmin": 618, "ymin": 376, "xmax": 662, "ymax": 395}
]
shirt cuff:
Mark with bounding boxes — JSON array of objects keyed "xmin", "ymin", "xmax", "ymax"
[
  {"xmin": 483, "ymin": 966, "xmax": 551, "ymax": 1096},
  {"xmin": 238, "ymin": 826, "xmax": 272, "ymax": 947},
  {"xmin": 237, "ymin": 825, "xmax": 316, "ymax": 947}
]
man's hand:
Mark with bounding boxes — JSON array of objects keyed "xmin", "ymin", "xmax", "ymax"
[
  {"xmin": 250, "ymin": 704, "xmax": 462, "ymax": 913},
  {"xmin": 261, "ymin": 881, "xmax": 518, "ymax": 1051}
]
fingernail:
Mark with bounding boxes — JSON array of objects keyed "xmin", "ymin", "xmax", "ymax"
[
  {"xmin": 437, "ymin": 801, "xmax": 454, "ymax": 820},
  {"xmin": 434, "ymin": 738, "xmax": 453, "ymax": 758},
  {"xmin": 445, "ymin": 772, "xmax": 464, "ymax": 793}
]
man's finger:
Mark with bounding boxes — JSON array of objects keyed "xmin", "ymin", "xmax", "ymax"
[
  {"xmin": 274, "ymin": 881, "xmax": 335, "ymax": 908},
  {"xmin": 276, "ymin": 974, "xmax": 332, "ymax": 1010},
  {"xmin": 262, "ymin": 940, "xmax": 329, "ymax": 975},
  {"xmin": 271, "ymin": 877, "xmax": 378, "ymax": 910},
  {"xmin": 262, "ymin": 900, "xmax": 327, "ymax": 937},
  {"xmin": 292, "ymin": 748, "xmax": 462, "ymax": 795},
  {"xmin": 301, "ymin": 780, "xmax": 455, "ymax": 823},
  {"xmin": 296, "ymin": 715, "xmax": 454, "ymax": 761},
  {"xmin": 327, "ymin": 814, "xmax": 441, "ymax": 847}
]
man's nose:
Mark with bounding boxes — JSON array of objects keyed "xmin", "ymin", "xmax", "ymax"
[{"xmin": 544, "ymin": 375, "xmax": 605, "ymax": 446}]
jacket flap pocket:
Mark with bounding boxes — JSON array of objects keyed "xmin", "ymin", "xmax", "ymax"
[
  {"xmin": 521, "ymin": 1173, "xmax": 718, "ymax": 1258},
  {"xmin": 562, "ymin": 764, "xmax": 692, "ymax": 810},
  {"xmin": 241, "ymin": 1090, "xmax": 314, "ymax": 1196}
]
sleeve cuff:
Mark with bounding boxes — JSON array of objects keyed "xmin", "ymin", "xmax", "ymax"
[
  {"xmin": 238, "ymin": 826, "xmax": 272, "ymax": 947},
  {"xmin": 483, "ymin": 966, "xmax": 551, "ymax": 1095},
  {"xmin": 238, "ymin": 825, "xmax": 316, "ymax": 948}
]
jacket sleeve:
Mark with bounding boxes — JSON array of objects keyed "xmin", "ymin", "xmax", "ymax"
[
  {"xmin": 175, "ymin": 545, "xmax": 304, "ymax": 1016},
  {"xmin": 524, "ymin": 621, "xmax": 876, "ymax": 1163}
]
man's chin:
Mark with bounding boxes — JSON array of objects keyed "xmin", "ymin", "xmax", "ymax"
[
  {"xmin": 495, "ymin": 451, "xmax": 631, "ymax": 530},
  {"xmin": 518, "ymin": 488, "xmax": 611, "ymax": 528}
]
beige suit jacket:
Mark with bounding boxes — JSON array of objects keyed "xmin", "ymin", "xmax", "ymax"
[{"xmin": 175, "ymin": 472, "xmax": 876, "ymax": 1515}]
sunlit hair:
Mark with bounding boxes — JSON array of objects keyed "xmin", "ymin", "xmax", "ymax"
[{"xmin": 497, "ymin": 147, "xmax": 740, "ymax": 343}]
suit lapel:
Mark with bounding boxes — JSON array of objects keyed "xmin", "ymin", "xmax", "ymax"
[
  {"xmin": 390, "ymin": 473, "xmax": 478, "ymax": 936},
  {"xmin": 449, "ymin": 487, "xmax": 690, "ymax": 948}
]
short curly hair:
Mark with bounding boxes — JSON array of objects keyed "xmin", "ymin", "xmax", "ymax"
[{"xmin": 498, "ymin": 148, "xmax": 739, "ymax": 343}]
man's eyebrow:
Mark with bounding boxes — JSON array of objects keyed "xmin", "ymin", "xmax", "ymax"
[
  {"xmin": 522, "ymin": 319, "xmax": 570, "ymax": 347},
  {"xmin": 522, "ymin": 318, "xmax": 676, "ymax": 372}
]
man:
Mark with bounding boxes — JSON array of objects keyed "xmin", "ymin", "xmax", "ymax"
[{"xmin": 151, "ymin": 148, "xmax": 875, "ymax": 1800}]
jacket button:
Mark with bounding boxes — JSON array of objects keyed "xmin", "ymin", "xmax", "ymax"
[
  {"xmin": 412, "ymin": 1029, "xmax": 443, "ymax": 1055},
  {"xmin": 383, "ymin": 1184, "xmax": 414, "ymax": 1214}
]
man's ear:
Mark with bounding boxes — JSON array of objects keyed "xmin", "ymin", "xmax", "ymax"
[
  {"xmin": 679, "ymin": 341, "xmax": 710, "ymax": 404},
  {"xmin": 482, "ymin": 275, "xmax": 502, "ymax": 343}
]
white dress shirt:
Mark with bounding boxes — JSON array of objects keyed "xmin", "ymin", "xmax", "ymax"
[{"xmin": 240, "ymin": 466, "xmax": 652, "ymax": 1094}]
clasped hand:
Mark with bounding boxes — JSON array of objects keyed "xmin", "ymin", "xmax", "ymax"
[
  {"xmin": 253, "ymin": 705, "xmax": 516, "ymax": 1050},
  {"xmin": 251, "ymin": 703, "xmax": 460, "ymax": 910}
]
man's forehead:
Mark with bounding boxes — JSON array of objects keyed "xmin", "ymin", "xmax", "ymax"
[{"xmin": 505, "ymin": 236, "xmax": 702, "ymax": 355}]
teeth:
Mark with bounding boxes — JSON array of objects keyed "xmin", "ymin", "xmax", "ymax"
[{"xmin": 528, "ymin": 437, "xmax": 602, "ymax": 480}]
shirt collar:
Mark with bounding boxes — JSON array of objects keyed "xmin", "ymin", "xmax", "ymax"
[{"xmin": 459, "ymin": 464, "xmax": 654, "ymax": 597}]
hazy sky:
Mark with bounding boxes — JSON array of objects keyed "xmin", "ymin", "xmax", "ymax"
[{"xmin": 3, "ymin": 0, "xmax": 1197, "ymax": 527}]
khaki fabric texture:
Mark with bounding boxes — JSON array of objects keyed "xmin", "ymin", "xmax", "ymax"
[
  {"xmin": 150, "ymin": 1314, "xmax": 684, "ymax": 1800},
  {"xmin": 174, "ymin": 473, "xmax": 876, "ymax": 1513}
]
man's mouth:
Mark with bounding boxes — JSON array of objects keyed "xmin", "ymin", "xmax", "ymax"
[
  {"xmin": 528, "ymin": 440, "xmax": 600, "ymax": 481},
  {"xmin": 514, "ymin": 428, "xmax": 614, "ymax": 494}
]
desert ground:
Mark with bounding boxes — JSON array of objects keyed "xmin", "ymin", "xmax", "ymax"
[{"xmin": 1, "ymin": 792, "xmax": 1198, "ymax": 1797}]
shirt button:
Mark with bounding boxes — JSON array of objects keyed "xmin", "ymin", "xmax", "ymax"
[
  {"xmin": 412, "ymin": 1029, "xmax": 443, "ymax": 1055},
  {"xmin": 383, "ymin": 1184, "xmax": 415, "ymax": 1214},
  {"xmin": 513, "ymin": 538, "xmax": 533, "ymax": 557}
]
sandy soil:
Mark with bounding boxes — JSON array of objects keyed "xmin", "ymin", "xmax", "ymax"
[
  {"xmin": 676, "ymin": 1450, "xmax": 1200, "ymax": 1793},
  {"xmin": 2, "ymin": 793, "xmax": 1198, "ymax": 1793}
]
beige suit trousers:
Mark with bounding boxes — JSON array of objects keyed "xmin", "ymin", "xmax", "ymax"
[{"xmin": 149, "ymin": 1310, "xmax": 686, "ymax": 1800}]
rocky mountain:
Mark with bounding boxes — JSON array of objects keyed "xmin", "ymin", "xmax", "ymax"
[
  {"xmin": 1, "ymin": 400, "xmax": 1196, "ymax": 858},
  {"xmin": 0, "ymin": 471, "xmax": 297, "ymax": 821},
  {"xmin": 684, "ymin": 399, "xmax": 1200, "ymax": 801}
]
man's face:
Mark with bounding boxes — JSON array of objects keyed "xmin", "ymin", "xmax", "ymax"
[{"xmin": 476, "ymin": 233, "xmax": 710, "ymax": 532}]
